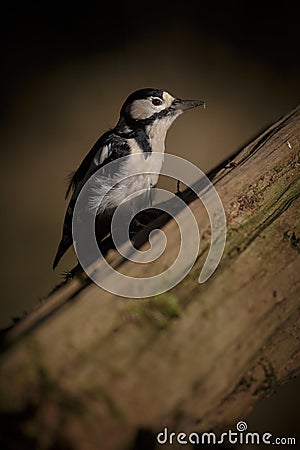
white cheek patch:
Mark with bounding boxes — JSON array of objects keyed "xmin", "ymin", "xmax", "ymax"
[
  {"xmin": 130, "ymin": 99, "xmax": 154, "ymax": 120},
  {"xmin": 162, "ymin": 91, "xmax": 175, "ymax": 107},
  {"xmin": 130, "ymin": 92, "xmax": 175, "ymax": 120}
]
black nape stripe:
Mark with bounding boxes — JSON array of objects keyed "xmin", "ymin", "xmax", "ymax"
[
  {"xmin": 133, "ymin": 129, "xmax": 152, "ymax": 158},
  {"xmin": 118, "ymin": 104, "xmax": 175, "ymax": 158},
  {"xmin": 115, "ymin": 121, "xmax": 152, "ymax": 158}
]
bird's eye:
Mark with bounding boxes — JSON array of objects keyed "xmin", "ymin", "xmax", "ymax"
[{"xmin": 151, "ymin": 97, "xmax": 163, "ymax": 106}]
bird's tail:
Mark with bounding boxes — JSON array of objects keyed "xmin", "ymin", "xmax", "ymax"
[{"xmin": 52, "ymin": 237, "xmax": 72, "ymax": 270}]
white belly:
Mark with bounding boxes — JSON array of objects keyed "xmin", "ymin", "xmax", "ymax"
[{"xmin": 90, "ymin": 151, "xmax": 164, "ymax": 214}]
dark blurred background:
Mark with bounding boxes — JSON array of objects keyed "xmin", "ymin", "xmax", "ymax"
[{"xmin": 0, "ymin": 1, "xmax": 299, "ymax": 446}]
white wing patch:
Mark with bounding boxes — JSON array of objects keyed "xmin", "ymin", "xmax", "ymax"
[{"xmin": 93, "ymin": 143, "xmax": 111, "ymax": 166}]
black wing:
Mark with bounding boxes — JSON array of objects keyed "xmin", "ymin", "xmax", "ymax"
[
  {"xmin": 53, "ymin": 130, "xmax": 128, "ymax": 270},
  {"xmin": 65, "ymin": 129, "xmax": 113, "ymax": 199}
]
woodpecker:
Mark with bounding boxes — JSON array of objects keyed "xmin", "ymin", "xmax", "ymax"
[{"xmin": 53, "ymin": 88, "xmax": 204, "ymax": 269}]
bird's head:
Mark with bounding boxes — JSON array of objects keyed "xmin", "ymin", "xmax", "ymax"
[{"xmin": 118, "ymin": 88, "xmax": 204, "ymax": 132}]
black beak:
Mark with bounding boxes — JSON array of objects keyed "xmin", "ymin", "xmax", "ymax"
[{"xmin": 173, "ymin": 98, "xmax": 205, "ymax": 111}]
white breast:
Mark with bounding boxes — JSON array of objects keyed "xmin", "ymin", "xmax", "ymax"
[
  {"xmin": 89, "ymin": 143, "xmax": 164, "ymax": 214},
  {"xmin": 89, "ymin": 113, "xmax": 180, "ymax": 214}
]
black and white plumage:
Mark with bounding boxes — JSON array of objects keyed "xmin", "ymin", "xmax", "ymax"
[{"xmin": 53, "ymin": 88, "xmax": 204, "ymax": 269}]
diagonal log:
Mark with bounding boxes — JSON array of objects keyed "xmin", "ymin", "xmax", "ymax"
[{"xmin": 0, "ymin": 105, "xmax": 299, "ymax": 450}]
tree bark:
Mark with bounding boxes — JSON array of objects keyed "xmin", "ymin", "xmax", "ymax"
[{"xmin": 0, "ymin": 105, "xmax": 299, "ymax": 450}]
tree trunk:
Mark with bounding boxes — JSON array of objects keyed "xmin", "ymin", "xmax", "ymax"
[{"xmin": 0, "ymin": 105, "xmax": 299, "ymax": 450}]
